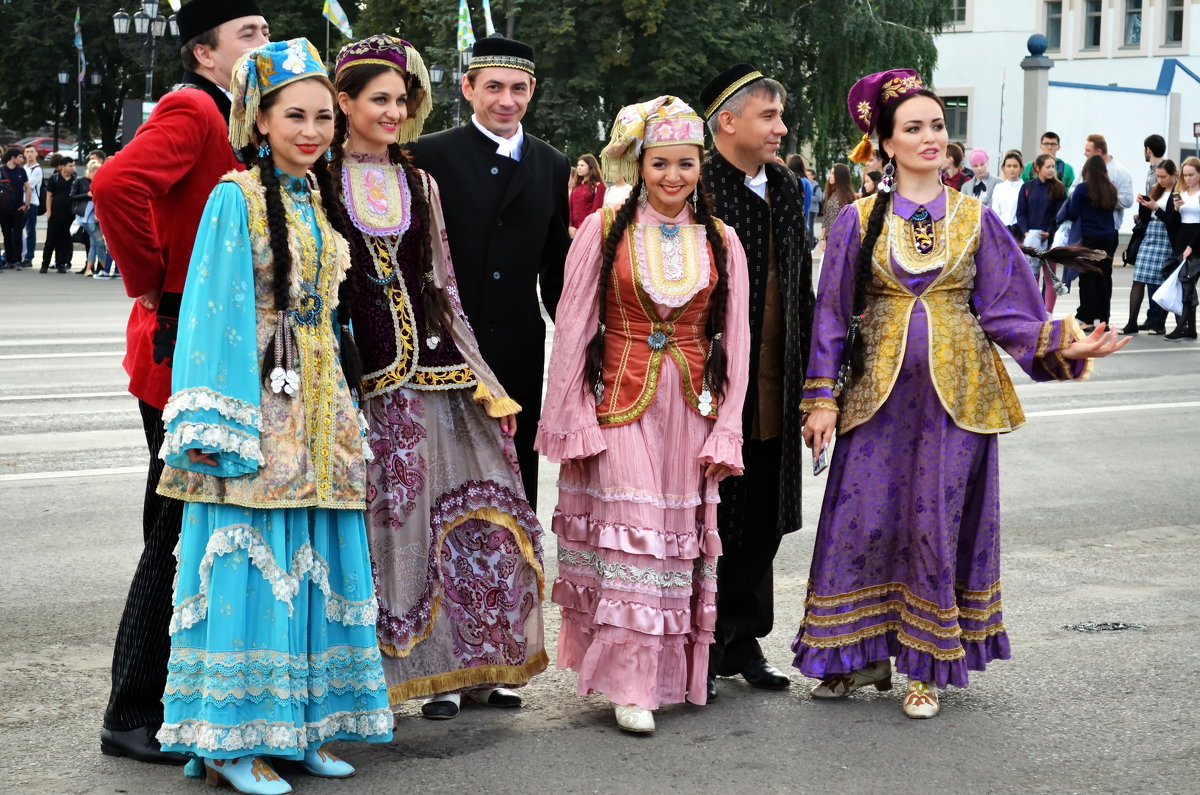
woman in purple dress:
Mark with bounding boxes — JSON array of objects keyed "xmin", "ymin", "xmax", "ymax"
[{"xmin": 795, "ymin": 70, "xmax": 1127, "ymax": 719}]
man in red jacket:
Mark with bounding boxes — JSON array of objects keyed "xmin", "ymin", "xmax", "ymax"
[{"xmin": 91, "ymin": 0, "xmax": 269, "ymax": 766}]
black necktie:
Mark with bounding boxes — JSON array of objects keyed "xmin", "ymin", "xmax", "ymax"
[{"xmin": 973, "ymin": 181, "xmax": 987, "ymax": 198}]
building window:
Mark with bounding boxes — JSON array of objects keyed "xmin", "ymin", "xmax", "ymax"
[
  {"xmin": 951, "ymin": 0, "xmax": 967, "ymax": 25},
  {"xmin": 943, "ymin": 96, "xmax": 969, "ymax": 141},
  {"xmin": 1164, "ymin": 0, "xmax": 1184, "ymax": 46},
  {"xmin": 1044, "ymin": 1, "xmax": 1062, "ymax": 50},
  {"xmin": 1083, "ymin": 0, "xmax": 1103, "ymax": 49},
  {"xmin": 1123, "ymin": 0, "xmax": 1142, "ymax": 46}
]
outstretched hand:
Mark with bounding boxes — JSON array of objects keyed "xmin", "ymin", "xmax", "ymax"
[{"xmin": 1061, "ymin": 322, "xmax": 1131, "ymax": 360}]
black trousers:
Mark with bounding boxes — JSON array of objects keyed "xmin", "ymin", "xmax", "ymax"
[
  {"xmin": 710, "ymin": 438, "xmax": 784, "ymax": 676},
  {"xmin": 103, "ymin": 400, "xmax": 184, "ymax": 732},
  {"xmin": 40, "ymin": 215, "xmax": 74, "ymax": 268},
  {"xmin": 1076, "ymin": 234, "xmax": 1118, "ymax": 325},
  {"xmin": 0, "ymin": 208, "xmax": 24, "ymax": 264}
]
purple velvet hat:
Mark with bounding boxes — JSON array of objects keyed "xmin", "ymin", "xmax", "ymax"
[
  {"xmin": 845, "ymin": 68, "xmax": 925, "ymax": 162},
  {"xmin": 334, "ymin": 35, "xmax": 433, "ymax": 144}
]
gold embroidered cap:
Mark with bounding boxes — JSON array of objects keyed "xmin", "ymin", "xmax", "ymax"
[
  {"xmin": 229, "ymin": 39, "xmax": 328, "ymax": 151},
  {"xmin": 468, "ymin": 36, "xmax": 535, "ymax": 76},
  {"xmin": 846, "ymin": 69, "xmax": 927, "ymax": 163},
  {"xmin": 335, "ymin": 34, "xmax": 432, "ymax": 144},
  {"xmin": 699, "ymin": 64, "xmax": 765, "ymax": 120},
  {"xmin": 600, "ymin": 96, "xmax": 705, "ymax": 185}
]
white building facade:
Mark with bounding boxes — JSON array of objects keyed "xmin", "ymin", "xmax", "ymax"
[{"xmin": 933, "ymin": 0, "xmax": 1200, "ymax": 231}]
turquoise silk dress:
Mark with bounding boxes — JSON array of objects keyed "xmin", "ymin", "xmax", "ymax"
[{"xmin": 154, "ymin": 169, "xmax": 392, "ymax": 759}]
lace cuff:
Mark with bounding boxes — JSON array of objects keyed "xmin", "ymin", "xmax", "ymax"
[
  {"xmin": 163, "ymin": 387, "xmax": 261, "ymax": 428},
  {"xmin": 534, "ymin": 423, "xmax": 607, "ymax": 463},
  {"xmin": 160, "ymin": 422, "xmax": 264, "ymax": 473},
  {"xmin": 697, "ymin": 431, "xmax": 743, "ymax": 475}
]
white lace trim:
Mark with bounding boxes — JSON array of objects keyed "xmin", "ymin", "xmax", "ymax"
[
  {"xmin": 555, "ymin": 480, "xmax": 719, "ymax": 508},
  {"xmin": 559, "ymin": 546, "xmax": 693, "ymax": 588},
  {"xmin": 160, "ymin": 422, "xmax": 265, "ymax": 466},
  {"xmin": 170, "ymin": 524, "xmax": 379, "ymax": 634},
  {"xmin": 163, "ymin": 387, "xmax": 262, "ymax": 428},
  {"xmin": 631, "ymin": 222, "xmax": 711, "ymax": 307},
  {"xmin": 157, "ymin": 710, "xmax": 393, "ymax": 753}
]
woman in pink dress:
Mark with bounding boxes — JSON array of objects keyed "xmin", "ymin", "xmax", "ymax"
[{"xmin": 535, "ymin": 96, "xmax": 750, "ymax": 734}]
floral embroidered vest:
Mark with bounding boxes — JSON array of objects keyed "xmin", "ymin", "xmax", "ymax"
[
  {"xmin": 839, "ymin": 192, "xmax": 1025, "ymax": 434},
  {"xmin": 595, "ymin": 207, "xmax": 722, "ymax": 427},
  {"xmin": 340, "ymin": 165, "xmax": 474, "ymax": 398},
  {"xmin": 158, "ymin": 169, "xmax": 366, "ymax": 508}
]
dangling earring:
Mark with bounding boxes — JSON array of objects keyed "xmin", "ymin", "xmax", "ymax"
[
  {"xmin": 324, "ymin": 147, "xmax": 333, "ymax": 163},
  {"xmin": 258, "ymin": 140, "xmax": 271, "ymax": 159},
  {"xmin": 692, "ymin": 186, "xmax": 699, "ymax": 207},
  {"xmin": 638, "ymin": 181, "xmax": 647, "ymax": 205},
  {"xmin": 880, "ymin": 162, "xmax": 895, "ymax": 193}
]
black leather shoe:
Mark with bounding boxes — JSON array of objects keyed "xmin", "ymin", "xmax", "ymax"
[
  {"xmin": 740, "ymin": 658, "xmax": 791, "ymax": 690},
  {"xmin": 706, "ymin": 676, "xmax": 718, "ymax": 702},
  {"xmin": 421, "ymin": 698, "xmax": 461, "ymax": 720},
  {"xmin": 100, "ymin": 725, "xmax": 187, "ymax": 765}
]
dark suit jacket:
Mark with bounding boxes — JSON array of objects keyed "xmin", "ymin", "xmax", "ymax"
[{"xmin": 407, "ymin": 122, "xmax": 571, "ymax": 505}]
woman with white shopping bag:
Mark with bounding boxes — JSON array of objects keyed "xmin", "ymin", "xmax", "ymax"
[{"xmin": 1161, "ymin": 158, "xmax": 1200, "ymax": 339}]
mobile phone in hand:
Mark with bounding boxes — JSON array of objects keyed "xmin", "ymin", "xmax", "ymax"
[{"xmin": 813, "ymin": 444, "xmax": 829, "ymax": 476}]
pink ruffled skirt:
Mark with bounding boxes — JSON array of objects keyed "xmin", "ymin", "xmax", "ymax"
[{"xmin": 551, "ymin": 364, "xmax": 721, "ymax": 710}]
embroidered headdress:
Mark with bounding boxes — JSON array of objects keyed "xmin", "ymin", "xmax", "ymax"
[
  {"xmin": 468, "ymin": 36, "xmax": 535, "ymax": 76},
  {"xmin": 845, "ymin": 68, "xmax": 926, "ymax": 163},
  {"xmin": 698, "ymin": 63, "xmax": 766, "ymax": 121},
  {"xmin": 229, "ymin": 38, "xmax": 328, "ymax": 151},
  {"xmin": 334, "ymin": 34, "xmax": 432, "ymax": 144},
  {"xmin": 600, "ymin": 96, "xmax": 705, "ymax": 185},
  {"xmin": 177, "ymin": 0, "xmax": 262, "ymax": 44}
]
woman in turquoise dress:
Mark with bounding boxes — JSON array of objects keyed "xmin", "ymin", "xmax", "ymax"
[{"xmin": 152, "ymin": 39, "xmax": 391, "ymax": 794}]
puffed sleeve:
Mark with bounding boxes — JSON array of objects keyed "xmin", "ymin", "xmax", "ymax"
[
  {"xmin": 696, "ymin": 224, "xmax": 750, "ymax": 474},
  {"xmin": 159, "ymin": 182, "xmax": 264, "ymax": 476},
  {"xmin": 799, "ymin": 203, "xmax": 862, "ymax": 414},
  {"xmin": 973, "ymin": 206, "xmax": 1090, "ymax": 382},
  {"xmin": 534, "ymin": 211, "xmax": 608, "ymax": 462}
]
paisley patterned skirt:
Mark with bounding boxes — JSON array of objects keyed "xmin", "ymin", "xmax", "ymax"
[
  {"xmin": 791, "ymin": 304, "xmax": 1011, "ymax": 689},
  {"xmin": 364, "ymin": 387, "xmax": 546, "ymax": 704},
  {"xmin": 158, "ymin": 505, "xmax": 393, "ymax": 758}
]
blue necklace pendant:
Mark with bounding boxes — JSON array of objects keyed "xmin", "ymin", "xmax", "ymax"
[
  {"xmin": 659, "ymin": 223, "xmax": 680, "ymax": 238},
  {"xmin": 647, "ymin": 330, "xmax": 668, "ymax": 350}
]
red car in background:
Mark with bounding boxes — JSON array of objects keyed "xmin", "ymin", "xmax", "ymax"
[{"xmin": 9, "ymin": 137, "xmax": 75, "ymax": 158}]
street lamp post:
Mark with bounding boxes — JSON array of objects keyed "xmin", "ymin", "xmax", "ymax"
[
  {"xmin": 113, "ymin": 2, "xmax": 180, "ymax": 102},
  {"xmin": 77, "ymin": 72, "xmax": 103, "ymax": 157},
  {"xmin": 428, "ymin": 48, "xmax": 472, "ymax": 128},
  {"xmin": 54, "ymin": 71, "xmax": 70, "ymax": 153}
]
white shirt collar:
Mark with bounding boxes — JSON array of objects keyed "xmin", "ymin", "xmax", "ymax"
[
  {"xmin": 471, "ymin": 115, "xmax": 524, "ymax": 161},
  {"xmin": 745, "ymin": 165, "xmax": 768, "ymax": 199}
]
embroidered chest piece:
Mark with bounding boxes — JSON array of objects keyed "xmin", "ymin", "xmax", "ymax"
[
  {"xmin": 342, "ymin": 162, "xmax": 413, "ymax": 237},
  {"xmin": 630, "ymin": 221, "xmax": 711, "ymax": 307}
]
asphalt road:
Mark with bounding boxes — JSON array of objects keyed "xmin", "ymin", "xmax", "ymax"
[{"xmin": 1, "ymin": 260, "xmax": 1198, "ymax": 794}]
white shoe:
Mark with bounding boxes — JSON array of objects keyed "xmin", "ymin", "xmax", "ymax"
[
  {"xmin": 466, "ymin": 686, "xmax": 522, "ymax": 707},
  {"xmin": 810, "ymin": 660, "xmax": 892, "ymax": 699},
  {"xmin": 613, "ymin": 704, "xmax": 655, "ymax": 733},
  {"xmin": 901, "ymin": 680, "xmax": 940, "ymax": 719}
]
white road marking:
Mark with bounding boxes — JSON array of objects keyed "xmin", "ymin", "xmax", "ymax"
[
  {"xmin": 0, "ymin": 391, "xmax": 128, "ymax": 402},
  {"xmin": 0, "ymin": 337, "xmax": 125, "ymax": 347},
  {"xmin": 0, "ymin": 352, "xmax": 123, "ymax": 360},
  {"xmin": 0, "ymin": 465, "xmax": 143, "ymax": 483},
  {"xmin": 1026, "ymin": 401, "xmax": 1200, "ymax": 418}
]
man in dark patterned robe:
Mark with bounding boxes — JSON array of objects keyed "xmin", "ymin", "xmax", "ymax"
[{"xmin": 699, "ymin": 65, "xmax": 814, "ymax": 699}]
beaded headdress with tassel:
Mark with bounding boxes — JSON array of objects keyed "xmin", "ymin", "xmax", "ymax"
[
  {"xmin": 334, "ymin": 34, "xmax": 433, "ymax": 144},
  {"xmin": 600, "ymin": 96, "xmax": 705, "ymax": 185},
  {"xmin": 229, "ymin": 38, "xmax": 328, "ymax": 152},
  {"xmin": 845, "ymin": 69, "xmax": 926, "ymax": 164}
]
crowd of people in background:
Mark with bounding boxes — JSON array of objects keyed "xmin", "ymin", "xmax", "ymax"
[{"xmin": 0, "ymin": 147, "xmax": 117, "ymax": 277}]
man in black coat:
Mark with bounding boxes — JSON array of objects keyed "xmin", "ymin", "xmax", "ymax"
[
  {"xmin": 699, "ymin": 65, "xmax": 814, "ymax": 699},
  {"xmin": 408, "ymin": 36, "xmax": 571, "ymax": 509}
]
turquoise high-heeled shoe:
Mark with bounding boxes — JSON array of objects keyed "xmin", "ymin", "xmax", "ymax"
[
  {"xmin": 299, "ymin": 745, "xmax": 355, "ymax": 778},
  {"xmin": 203, "ymin": 757, "xmax": 292, "ymax": 795}
]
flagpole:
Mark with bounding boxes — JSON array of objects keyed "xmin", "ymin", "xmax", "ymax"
[
  {"xmin": 326, "ymin": 18, "xmax": 330, "ymax": 63},
  {"xmin": 78, "ymin": 49, "xmax": 84, "ymax": 153}
]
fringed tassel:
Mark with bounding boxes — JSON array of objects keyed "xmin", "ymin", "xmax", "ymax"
[
  {"xmin": 848, "ymin": 133, "xmax": 874, "ymax": 164},
  {"xmin": 400, "ymin": 43, "xmax": 433, "ymax": 143}
]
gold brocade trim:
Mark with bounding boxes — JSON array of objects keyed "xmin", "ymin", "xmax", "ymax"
[
  {"xmin": 803, "ymin": 598, "xmax": 1003, "ymax": 632},
  {"xmin": 360, "ymin": 235, "xmax": 419, "ymax": 399},
  {"xmin": 805, "ymin": 377, "xmax": 837, "ymax": 392},
  {"xmin": 1035, "ymin": 320, "xmax": 1054, "ymax": 360},
  {"xmin": 799, "ymin": 622, "xmax": 966, "ymax": 662},
  {"xmin": 799, "ymin": 397, "xmax": 839, "ymax": 413},
  {"xmin": 380, "ymin": 506, "xmax": 545, "ymax": 660},
  {"xmin": 805, "ymin": 579, "xmax": 1004, "ymax": 617},
  {"xmin": 632, "ymin": 222, "xmax": 707, "ymax": 305},
  {"xmin": 961, "ymin": 623, "xmax": 1008, "ymax": 642},
  {"xmin": 472, "ymin": 382, "xmax": 522, "ymax": 418},
  {"xmin": 704, "ymin": 70, "xmax": 764, "ymax": 119},
  {"xmin": 410, "ymin": 365, "xmax": 476, "ymax": 390},
  {"xmin": 385, "ymin": 649, "xmax": 549, "ymax": 704},
  {"xmin": 468, "ymin": 56, "xmax": 535, "ymax": 75},
  {"xmin": 155, "ymin": 486, "xmax": 365, "ymax": 511}
]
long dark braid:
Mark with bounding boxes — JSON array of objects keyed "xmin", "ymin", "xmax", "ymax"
[
  {"xmin": 310, "ymin": 153, "xmax": 364, "ymax": 395},
  {"xmin": 691, "ymin": 182, "xmax": 730, "ymax": 401},
  {"xmin": 391, "ymin": 142, "xmax": 455, "ymax": 335},
  {"xmin": 583, "ymin": 181, "xmax": 641, "ymax": 394}
]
